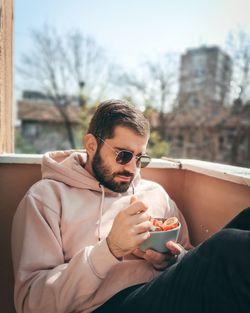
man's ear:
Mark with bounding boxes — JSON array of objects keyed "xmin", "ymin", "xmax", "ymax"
[{"xmin": 84, "ymin": 134, "xmax": 98, "ymax": 156}]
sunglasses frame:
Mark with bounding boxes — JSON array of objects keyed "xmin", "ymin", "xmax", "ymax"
[{"xmin": 96, "ymin": 136, "xmax": 151, "ymax": 168}]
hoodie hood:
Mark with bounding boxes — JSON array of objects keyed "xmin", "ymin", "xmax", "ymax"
[
  {"xmin": 41, "ymin": 150, "xmax": 140, "ymax": 195},
  {"xmin": 41, "ymin": 150, "xmax": 141, "ymax": 242}
]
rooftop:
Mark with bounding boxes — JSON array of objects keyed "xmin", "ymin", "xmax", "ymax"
[{"xmin": 18, "ymin": 101, "xmax": 82, "ymax": 124}]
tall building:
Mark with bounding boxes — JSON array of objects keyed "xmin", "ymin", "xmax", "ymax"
[
  {"xmin": 178, "ymin": 46, "xmax": 232, "ymax": 110},
  {"xmin": 158, "ymin": 46, "xmax": 250, "ymax": 167}
]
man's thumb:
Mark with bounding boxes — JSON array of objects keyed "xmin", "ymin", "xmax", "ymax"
[{"xmin": 130, "ymin": 196, "xmax": 137, "ymax": 204}]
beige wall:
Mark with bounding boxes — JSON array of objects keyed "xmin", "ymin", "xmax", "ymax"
[
  {"xmin": 0, "ymin": 163, "xmax": 249, "ymax": 312},
  {"xmin": 0, "ymin": 164, "xmax": 41, "ymax": 313},
  {"xmin": 142, "ymin": 167, "xmax": 250, "ymax": 244}
]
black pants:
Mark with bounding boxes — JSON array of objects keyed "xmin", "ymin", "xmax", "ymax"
[{"xmin": 93, "ymin": 207, "xmax": 250, "ymax": 313}]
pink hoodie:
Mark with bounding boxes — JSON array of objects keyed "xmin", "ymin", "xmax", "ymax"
[{"xmin": 12, "ymin": 150, "xmax": 191, "ymax": 313}]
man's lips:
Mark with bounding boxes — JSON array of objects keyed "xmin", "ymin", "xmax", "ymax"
[
  {"xmin": 114, "ymin": 171, "xmax": 133, "ymax": 177},
  {"xmin": 115, "ymin": 175, "xmax": 133, "ymax": 182},
  {"xmin": 113, "ymin": 171, "xmax": 134, "ymax": 182}
]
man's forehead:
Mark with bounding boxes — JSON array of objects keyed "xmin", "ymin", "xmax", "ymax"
[
  {"xmin": 109, "ymin": 126, "xmax": 149, "ymax": 151},
  {"xmin": 112, "ymin": 126, "xmax": 147, "ymax": 139}
]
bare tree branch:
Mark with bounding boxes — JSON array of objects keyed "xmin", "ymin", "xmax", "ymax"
[
  {"xmin": 112, "ymin": 53, "xmax": 178, "ymax": 111},
  {"xmin": 226, "ymin": 29, "xmax": 250, "ymax": 103},
  {"xmin": 17, "ymin": 25, "xmax": 111, "ymax": 148}
]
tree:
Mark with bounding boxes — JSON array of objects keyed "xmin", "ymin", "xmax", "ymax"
[
  {"xmin": 111, "ymin": 53, "xmax": 179, "ymax": 138},
  {"xmin": 225, "ymin": 30, "xmax": 250, "ymax": 166},
  {"xmin": 147, "ymin": 131, "xmax": 169, "ymax": 158},
  {"xmin": 226, "ymin": 29, "xmax": 250, "ymax": 104},
  {"xmin": 15, "ymin": 128, "xmax": 36, "ymax": 154},
  {"xmin": 17, "ymin": 25, "xmax": 111, "ymax": 148}
]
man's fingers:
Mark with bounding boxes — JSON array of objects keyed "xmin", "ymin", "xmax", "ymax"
[
  {"xmin": 125, "ymin": 198, "xmax": 148, "ymax": 215},
  {"xmin": 132, "ymin": 248, "xmax": 145, "ymax": 259},
  {"xmin": 130, "ymin": 196, "xmax": 137, "ymax": 204},
  {"xmin": 145, "ymin": 249, "xmax": 166, "ymax": 264},
  {"xmin": 165, "ymin": 241, "xmax": 182, "ymax": 255},
  {"xmin": 134, "ymin": 220, "xmax": 151, "ymax": 233},
  {"xmin": 130, "ymin": 212, "xmax": 150, "ymax": 225},
  {"xmin": 136, "ymin": 231, "xmax": 150, "ymax": 244}
]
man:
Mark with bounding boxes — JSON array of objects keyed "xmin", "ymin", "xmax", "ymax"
[{"xmin": 12, "ymin": 99, "xmax": 250, "ymax": 313}]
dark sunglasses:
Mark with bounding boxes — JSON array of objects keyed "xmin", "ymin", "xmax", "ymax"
[{"xmin": 97, "ymin": 136, "xmax": 151, "ymax": 168}]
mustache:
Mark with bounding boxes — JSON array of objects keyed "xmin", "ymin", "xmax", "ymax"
[{"xmin": 113, "ymin": 171, "xmax": 134, "ymax": 178}]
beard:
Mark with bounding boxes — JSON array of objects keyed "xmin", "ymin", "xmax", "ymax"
[{"xmin": 92, "ymin": 148, "xmax": 134, "ymax": 193}]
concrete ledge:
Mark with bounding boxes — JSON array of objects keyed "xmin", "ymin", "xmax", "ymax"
[
  {"xmin": 0, "ymin": 153, "xmax": 43, "ymax": 164},
  {"xmin": 162, "ymin": 157, "xmax": 250, "ymax": 187},
  {"xmin": 1, "ymin": 153, "xmax": 250, "ymax": 186},
  {"xmin": 180, "ymin": 159, "xmax": 250, "ymax": 187}
]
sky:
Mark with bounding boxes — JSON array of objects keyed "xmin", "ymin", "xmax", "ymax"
[{"xmin": 14, "ymin": 0, "xmax": 250, "ymax": 68}]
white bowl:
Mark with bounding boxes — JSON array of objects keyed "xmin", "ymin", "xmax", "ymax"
[{"xmin": 139, "ymin": 223, "xmax": 181, "ymax": 253}]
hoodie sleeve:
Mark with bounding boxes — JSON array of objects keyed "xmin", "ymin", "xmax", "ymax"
[{"xmin": 11, "ymin": 193, "xmax": 120, "ymax": 313}]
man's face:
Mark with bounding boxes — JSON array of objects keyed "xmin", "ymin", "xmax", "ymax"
[{"xmin": 92, "ymin": 126, "xmax": 149, "ymax": 193}]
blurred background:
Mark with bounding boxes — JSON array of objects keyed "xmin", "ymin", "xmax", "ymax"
[{"xmin": 14, "ymin": 0, "xmax": 250, "ymax": 167}]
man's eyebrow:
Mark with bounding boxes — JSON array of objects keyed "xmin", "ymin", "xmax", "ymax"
[
  {"xmin": 114, "ymin": 146, "xmax": 133, "ymax": 152},
  {"xmin": 114, "ymin": 146, "xmax": 144, "ymax": 156}
]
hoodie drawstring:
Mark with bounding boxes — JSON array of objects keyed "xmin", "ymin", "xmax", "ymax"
[
  {"xmin": 98, "ymin": 184, "xmax": 105, "ymax": 241},
  {"xmin": 97, "ymin": 183, "xmax": 135, "ymax": 241},
  {"xmin": 132, "ymin": 181, "xmax": 135, "ymax": 195}
]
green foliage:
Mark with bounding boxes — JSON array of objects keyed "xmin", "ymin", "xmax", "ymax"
[
  {"xmin": 148, "ymin": 131, "xmax": 169, "ymax": 158},
  {"xmin": 15, "ymin": 129, "xmax": 37, "ymax": 153},
  {"xmin": 143, "ymin": 105, "xmax": 157, "ymax": 118},
  {"xmin": 74, "ymin": 104, "xmax": 98, "ymax": 149},
  {"xmin": 82, "ymin": 105, "xmax": 96, "ymax": 135},
  {"xmin": 74, "ymin": 128, "xmax": 84, "ymax": 150}
]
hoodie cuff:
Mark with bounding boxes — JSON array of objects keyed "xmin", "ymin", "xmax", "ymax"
[{"xmin": 87, "ymin": 239, "xmax": 121, "ymax": 279}]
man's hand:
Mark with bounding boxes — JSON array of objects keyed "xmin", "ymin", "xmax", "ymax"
[
  {"xmin": 132, "ymin": 241, "xmax": 184, "ymax": 270},
  {"xmin": 107, "ymin": 196, "xmax": 151, "ymax": 259}
]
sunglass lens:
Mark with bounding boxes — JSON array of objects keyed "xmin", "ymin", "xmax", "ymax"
[
  {"xmin": 116, "ymin": 151, "xmax": 133, "ymax": 164},
  {"xmin": 138, "ymin": 155, "xmax": 151, "ymax": 168}
]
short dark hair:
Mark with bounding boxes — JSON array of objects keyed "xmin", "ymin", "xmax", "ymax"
[{"xmin": 87, "ymin": 99, "xmax": 150, "ymax": 142}]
